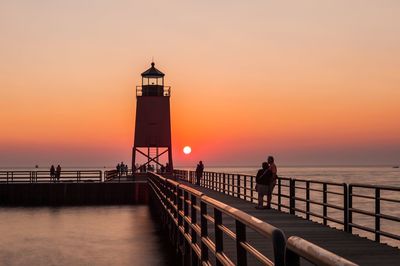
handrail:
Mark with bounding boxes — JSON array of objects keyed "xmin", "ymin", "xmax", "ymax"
[
  {"xmin": 149, "ymin": 172, "xmax": 357, "ymax": 266},
  {"xmin": 0, "ymin": 170, "xmax": 102, "ymax": 183},
  {"xmin": 104, "ymin": 169, "xmax": 133, "ymax": 182},
  {"xmin": 173, "ymin": 169, "xmax": 400, "ymax": 247},
  {"xmin": 349, "ymin": 184, "xmax": 400, "ymax": 243},
  {"xmin": 286, "ymin": 236, "xmax": 357, "ymax": 266},
  {"xmin": 148, "ymin": 172, "xmax": 286, "ymax": 265},
  {"xmin": 178, "ymin": 170, "xmax": 348, "ymax": 227}
]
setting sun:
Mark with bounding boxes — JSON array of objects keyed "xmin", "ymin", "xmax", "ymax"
[{"xmin": 183, "ymin": 146, "xmax": 192, "ymax": 155}]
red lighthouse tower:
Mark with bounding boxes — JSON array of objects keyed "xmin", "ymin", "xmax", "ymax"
[{"xmin": 132, "ymin": 62, "xmax": 173, "ymax": 173}]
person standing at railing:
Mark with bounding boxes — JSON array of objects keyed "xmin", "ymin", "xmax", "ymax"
[
  {"xmin": 56, "ymin": 165, "xmax": 61, "ymax": 182},
  {"xmin": 255, "ymin": 162, "xmax": 270, "ymax": 209},
  {"xmin": 195, "ymin": 161, "xmax": 204, "ymax": 185},
  {"xmin": 266, "ymin": 156, "xmax": 277, "ymax": 209},
  {"xmin": 50, "ymin": 165, "xmax": 55, "ymax": 182},
  {"xmin": 116, "ymin": 163, "xmax": 121, "ymax": 176}
]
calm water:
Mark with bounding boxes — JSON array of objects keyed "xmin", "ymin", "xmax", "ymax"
[
  {"xmin": 0, "ymin": 206, "xmax": 176, "ymax": 266},
  {"xmin": 199, "ymin": 166, "xmax": 400, "ymax": 186}
]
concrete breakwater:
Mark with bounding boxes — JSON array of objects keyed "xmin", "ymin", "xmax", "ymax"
[{"xmin": 0, "ymin": 182, "xmax": 148, "ymax": 205}]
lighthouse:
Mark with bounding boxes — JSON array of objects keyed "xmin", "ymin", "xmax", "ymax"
[{"xmin": 132, "ymin": 62, "xmax": 173, "ymax": 173}]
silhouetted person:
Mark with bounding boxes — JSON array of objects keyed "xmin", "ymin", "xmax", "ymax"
[
  {"xmin": 56, "ymin": 165, "xmax": 61, "ymax": 182},
  {"xmin": 196, "ymin": 161, "xmax": 204, "ymax": 185},
  {"xmin": 120, "ymin": 162, "xmax": 125, "ymax": 176},
  {"xmin": 160, "ymin": 165, "xmax": 166, "ymax": 173},
  {"xmin": 50, "ymin": 165, "xmax": 55, "ymax": 182},
  {"xmin": 124, "ymin": 164, "xmax": 128, "ymax": 175},
  {"xmin": 165, "ymin": 163, "xmax": 171, "ymax": 173},
  {"xmin": 266, "ymin": 156, "xmax": 277, "ymax": 209},
  {"xmin": 116, "ymin": 163, "xmax": 121, "ymax": 176},
  {"xmin": 255, "ymin": 162, "xmax": 270, "ymax": 209}
]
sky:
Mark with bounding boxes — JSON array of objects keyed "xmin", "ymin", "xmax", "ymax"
[{"xmin": 0, "ymin": 1, "xmax": 399, "ymax": 167}]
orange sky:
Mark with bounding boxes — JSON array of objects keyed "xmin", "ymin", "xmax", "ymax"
[{"xmin": 0, "ymin": 1, "xmax": 399, "ymax": 167}]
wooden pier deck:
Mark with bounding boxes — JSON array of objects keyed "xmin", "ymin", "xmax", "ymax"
[{"xmin": 182, "ymin": 181, "xmax": 400, "ymax": 266}]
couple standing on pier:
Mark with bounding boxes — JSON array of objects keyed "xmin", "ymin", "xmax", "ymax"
[
  {"xmin": 255, "ymin": 156, "xmax": 277, "ymax": 209},
  {"xmin": 50, "ymin": 165, "xmax": 62, "ymax": 182}
]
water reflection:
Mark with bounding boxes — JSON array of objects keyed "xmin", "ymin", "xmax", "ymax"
[{"xmin": 0, "ymin": 206, "xmax": 176, "ymax": 265}]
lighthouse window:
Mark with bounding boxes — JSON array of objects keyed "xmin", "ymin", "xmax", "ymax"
[{"xmin": 143, "ymin": 78, "xmax": 161, "ymax": 86}]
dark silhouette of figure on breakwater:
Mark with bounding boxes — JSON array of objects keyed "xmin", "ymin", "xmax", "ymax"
[
  {"xmin": 56, "ymin": 165, "xmax": 61, "ymax": 182},
  {"xmin": 50, "ymin": 165, "xmax": 55, "ymax": 182},
  {"xmin": 196, "ymin": 161, "xmax": 204, "ymax": 185}
]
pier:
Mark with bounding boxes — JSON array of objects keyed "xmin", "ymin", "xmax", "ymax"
[{"xmin": 149, "ymin": 170, "xmax": 400, "ymax": 265}]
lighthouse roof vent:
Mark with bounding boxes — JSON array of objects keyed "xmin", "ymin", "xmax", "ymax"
[{"xmin": 141, "ymin": 62, "xmax": 165, "ymax": 78}]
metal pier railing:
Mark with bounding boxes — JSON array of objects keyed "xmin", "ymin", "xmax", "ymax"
[
  {"xmin": 149, "ymin": 172, "xmax": 357, "ymax": 266},
  {"xmin": 174, "ymin": 170, "xmax": 400, "ymax": 247},
  {"xmin": 0, "ymin": 170, "xmax": 102, "ymax": 183}
]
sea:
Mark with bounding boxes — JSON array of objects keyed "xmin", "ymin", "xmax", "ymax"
[
  {"xmin": 0, "ymin": 206, "xmax": 176, "ymax": 266},
  {"xmin": 184, "ymin": 165, "xmax": 400, "ymax": 186}
]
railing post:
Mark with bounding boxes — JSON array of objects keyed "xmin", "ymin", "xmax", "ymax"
[
  {"xmin": 223, "ymin": 173, "xmax": 226, "ymax": 194},
  {"xmin": 343, "ymin": 183, "xmax": 349, "ymax": 232},
  {"xmin": 290, "ymin": 179, "xmax": 296, "ymax": 215},
  {"xmin": 177, "ymin": 187, "xmax": 183, "ymax": 226},
  {"xmin": 306, "ymin": 181, "xmax": 310, "ymax": 220},
  {"xmin": 323, "ymin": 183, "xmax": 328, "ymax": 225},
  {"xmin": 278, "ymin": 178, "xmax": 281, "ymax": 211},
  {"xmin": 349, "ymin": 185, "xmax": 353, "ymax": 234},
  {"xmin": 236, "ymin": 220, "xmax": 247, "ymax": 266},
  {"xmin": 200, "ymin": 201, "xmax": 209, "ymax": 263},
  {"xmin": 285, "ymin": 249, "xmax": 300, "ymax": 266},
  {"xmin": 191, "ymin": 194, "xmax": 198, "ymax": 265},
  {"xmin": 272, "ymin": 229, "xmax": 286, "ymax": 266},
  {"xmin": 237, "ymin": 175, "xmax": 241, "ymax": 198},
  {"xmin": 184, "ymin": 191, "xmax": 189, "ymax": 234},
  {"xmin": 219, "ymin": 173, "xmax": 222, "ymax": 192},
  {"xmin": 228, "ymin": 174, "xmax": 235, "ymax": 196},
  {"xmin": 183, "ymin": 191, "xmax": 190, "ymax": 264},
  {"xmin": 244, "ymin": 176, "xmax": 247, "ymax": 201},
  {"xmin": 375, "ymin": 188, "xmax": 381, "ymax": 242},
  {"xmin": 250, "ymin": 176, "xmax": 254, "ymax": 203},
  {"xmin": 214, "ymin": 209, "xmax": 223, "ymax": 266}
]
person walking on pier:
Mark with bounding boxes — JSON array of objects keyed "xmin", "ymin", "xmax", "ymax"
[
  {"xmin": 56, "ymin": 164, "xmax": 61, "ymax": 182},
  {"xmin": 195, "ymin": 161, "xmax": 204, "ymax": 185},
  {"xmin": 255, "ymin": 162, "xmax": 270, "ymax": 209},
  {"xmin": 50, "ymin": 165, "xmax": 55, "ymax": 182}
]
